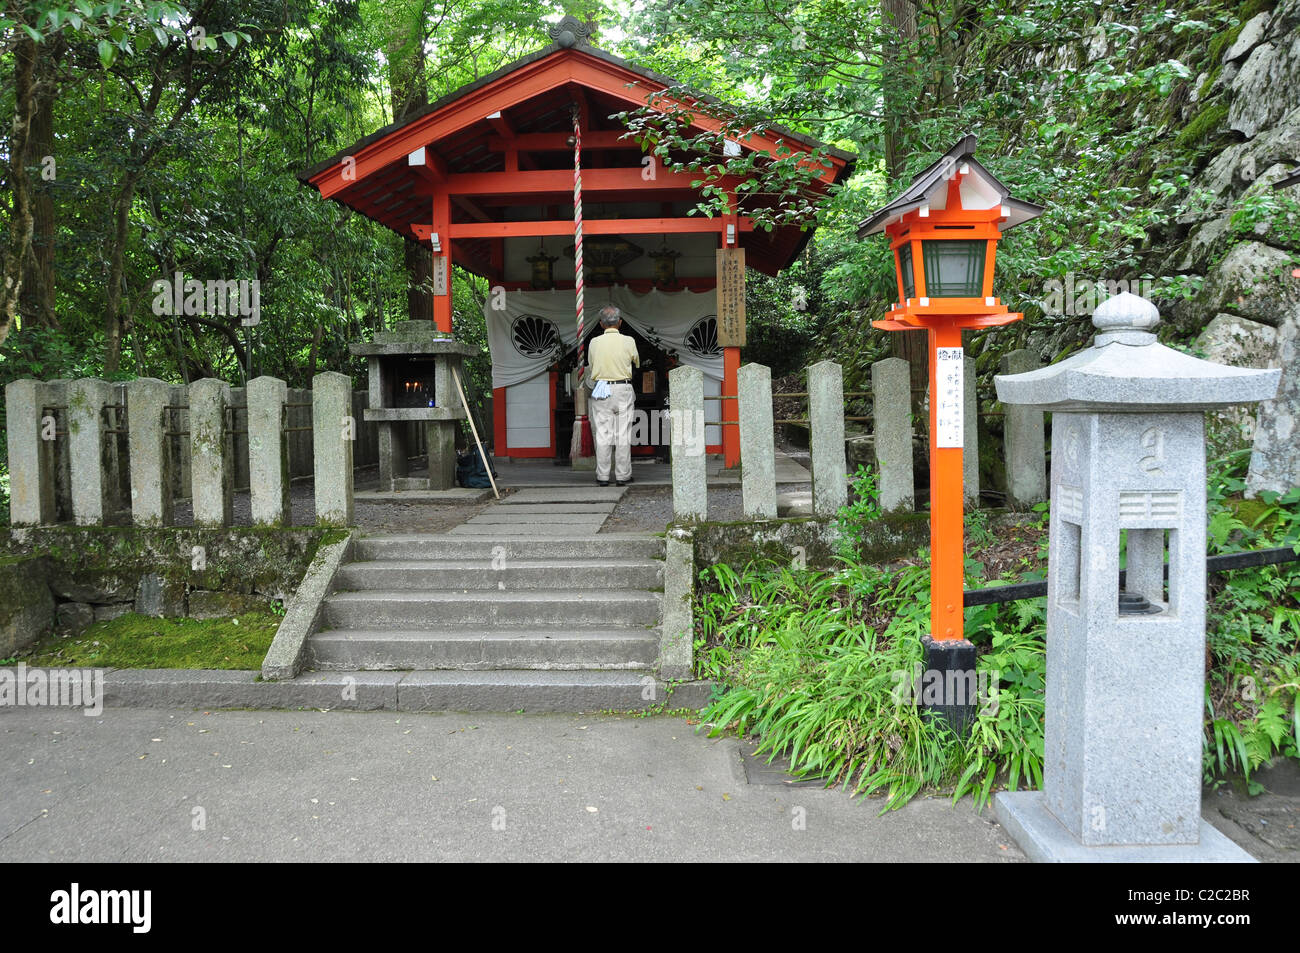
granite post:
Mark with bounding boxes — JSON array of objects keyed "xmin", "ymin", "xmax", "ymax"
[
  {"xmin": 189, "ymin": 378, "xmax": 233, "ymax": 527},
  {"xmin": 313, "ymin": 371, "xmax": 354, "ymax": 526},
  {"xmin": 5, "ymin": 379, "xmax": 56, "ymax": 526},
  {"xmin": 993, "ymin": 293, "xmax": 1276, "ymax": 862},
  {"xmin": 660, "ymin": 528, "xmax": 695, "ymax": 679},
  {"xmin": 999, "ymin": 349, "xmax": 1047, "ymax": 508},
  {"xmin": 45, "ymin": 380, "xmax": 73, "ymax": 522},
  {"xmin": 870, "ymin": 357, "xmax": 914, "ymax": 512},
  {"xmin": 1246, "ymin": 310, "xmax": 1299, "ymax": 496},
  {"xmin": 963, "ymin": 355, "xmax": 979, "ymax": 505},
  {"xmin": 668, "ymin": 364, "xmax": 706, "ymax": 521},
  {"xmin": 68, "ymin": 378, "xmax": 116, "ymax": 525},
  {"xmin": 126, "ymin": 378, "xmax": 173, "ymax": 526},
  {"xmin": 248, "ymin": 375, "xmax": 291, "ymax": 526},
  {"xmin": 737, "ymin": 362, "xmax": 776, "ymax": 519},
  {"xmin": 808, "ymin": 360, "xmax": 847, "ymax": 517}
]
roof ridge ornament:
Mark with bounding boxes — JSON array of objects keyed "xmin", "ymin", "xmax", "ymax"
[
  {"xmin": 1092, "ymin": 291, "xmax": 1160, "ymax": 347},
  {"xmin": 549, "ymin": 14, "xmax": 594, "ymax": 48}
]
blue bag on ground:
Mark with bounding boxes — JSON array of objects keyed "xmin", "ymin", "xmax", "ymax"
[{"xmin": 456, "ymin": 450, "xmax": 496, "ymax": 489}]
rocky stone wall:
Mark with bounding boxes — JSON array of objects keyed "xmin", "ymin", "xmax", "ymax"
[{"xmin": 0, "ymin": 527, "xmax": 334, "ymax": 642}]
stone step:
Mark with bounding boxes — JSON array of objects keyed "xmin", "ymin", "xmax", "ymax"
[
  {"xmin": 309, "ymin": 628, "xmax": 659, "ymax": 671},
  {"xmin": 322, "ymin": 588, "xmax": 662, "ymax": 630},
  {"xmin": 500, "ymin": 487, "xmax": 627, "ymax": 504},
  {"xmin": 354, "ymin": 534, "xmax": 663, "ymax": 561},
  {"xmin": 480, "ymin": 502, "xmax": 618, "ymax": 515},
  {"xmin": 460, "ymin": 512, "xmax": 610, "ymax": 525},
  {"xmin": 446, "ymin": 522, "xmax": 617, "ymax": 536},
  {"xmin": 336, "ymin": 558, "xmax": 663, "ymax": 591},
  {"xmin": 391, "ymin": 669, "xmax": 660, "ymax": 712}
]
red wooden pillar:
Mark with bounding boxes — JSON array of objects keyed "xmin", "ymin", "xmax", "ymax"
[
  {"xmin": 927, "ymin": 321, "xmax": 965, "ymax": 643},
  {"xmin": 721, "ymin": 192, "xmax": 741, "ymax": 468},
  {"xmin": 722, "ymin": 347, "xmax": 740, "ymax": 468},
  {"xmin": 431, "ymin": 191, "xmax": 453, "ymax": 333}
]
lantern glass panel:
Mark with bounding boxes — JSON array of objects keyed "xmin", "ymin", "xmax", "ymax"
[
  {"xmin": 897, "ymin": 243, "xmax": 916, "ymax": 299},
  {"xmin": 922, "ymin": 239, "xmax": 987, "ymax": 297}
]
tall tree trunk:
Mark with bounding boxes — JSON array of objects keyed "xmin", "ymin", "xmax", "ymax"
[
  {"xmin": 881, "ymin": 0, "xmax": 918, "ymax": 184},
  {"xmin": 0, "ymin": 36, "xmax": 37, "ymax": 345},
  {"xmin": 881, "ymin": 0, "xmax": 927, "ymax": 395},
  {"xmin": 388, "ymin": 20, "xmax": 433, "ymax": 325},
  {"xmin": 103, "ymin": 171, "xmax": 141, "ymax": 375},
  {"xmin": 19, "ymin": 35, "xmax": 63, "ymax": 331}
]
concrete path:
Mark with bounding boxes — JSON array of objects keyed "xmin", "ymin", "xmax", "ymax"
[
  {"xmin": 447, "ymin": 485, "xmax": 629, "ymax": 535},
  {"xmin": 488, "ymin": 451, "xmax": 811, "ymax": 488},
  {"xmin": 0, "ymin": 707, "xmax": 1023, "ymax": 862}
]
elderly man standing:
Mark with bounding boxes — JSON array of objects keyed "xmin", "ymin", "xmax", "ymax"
[{"xmin": 586, "ymin": 305, "xmax": 640, "ymax": 487}]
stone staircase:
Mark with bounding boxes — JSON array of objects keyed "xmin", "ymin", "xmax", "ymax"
[{"xmin": 304, "ymin": 533, "xmax": 668, "ymax": 709}]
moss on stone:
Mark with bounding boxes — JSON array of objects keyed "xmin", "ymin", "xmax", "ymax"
[
  {"xmin": 9, "ymin": 611, "xmax": 279, "ymax": 670},
  {"xmin": 1, "ymin": 526, "xmax": 328, "ymax": 597},
  {"xmin": 1177, "ymin": 102, "xmax": 1229, "ymax": 149}
]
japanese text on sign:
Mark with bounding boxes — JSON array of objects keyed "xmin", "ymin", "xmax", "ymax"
[
  {"xmin": 716, "ymin": 248, "xmax": 746, "ymax": 346},
  {"xmin": 935, "ymin": 347, "xmax": 963, "ymax": 448}
]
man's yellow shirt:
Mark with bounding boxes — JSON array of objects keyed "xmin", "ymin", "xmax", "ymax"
[{"xmin": 587, "ymin": 327, "xmax": 640, "ymax": 382}]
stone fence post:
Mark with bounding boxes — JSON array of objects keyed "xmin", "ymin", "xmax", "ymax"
[
  {"xmin": 5, "ymin": 379, "xmax": 57, "ymax": 526},
  {"xmin": 737, "ymin": 362, "xmax": 776, "ymax": 519},
  {"xmin": 68, "ymin": 378, "xmax": 116, "ymax": 525},
  {"xmin": 808, "ymin": 360, "xmax": 847, "ymax": 516},
  {"xmin": 313, "ymin": 371, "xmax": 354, "ymax": 526},
  {"xmin": 668, "ymin": 364, "xmax": 706, "ymax": 521},
  {"xmin": 870, "ymin": 357, "xmax": 914, "ymax": 512},
  {"xmin": 127, "ymin": 378, "xmax": 173, "ymax": 526},
  {"xmin": 1000, "ymin": 349, "xmax": 1046, "ymax": 507},
  {"xmin": 190, "ymin": 378, "xmax": 233, "ymax": 527},
  {"xmin": 248, "ymin": 375, "xmax": 291, "ymax": 526}
]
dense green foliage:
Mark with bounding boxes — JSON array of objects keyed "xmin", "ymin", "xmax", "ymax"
[
  {"xmin": 696, "ymin": 461, "xmax": 1300, "ymax": 808},
  {"xmin": 1, "ymin": 1, "xmax": 1259, "ymax": 390}
]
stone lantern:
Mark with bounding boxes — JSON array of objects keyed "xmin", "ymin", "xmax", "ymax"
[
  {"xmin": 351, "ymin": 321, "xmax": 479, "ymax": 492},
  {"xmin": 993, "ymin": 292, "xmax": 1279, "ymax": 862}
]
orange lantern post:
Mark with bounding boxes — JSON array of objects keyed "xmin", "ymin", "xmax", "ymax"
[{"xmin": 858, "ymin": 136, "xmax": 1043, "ymax": 726}]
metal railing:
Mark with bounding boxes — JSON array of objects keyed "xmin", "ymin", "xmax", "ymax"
[{"xmin": 963, "ymin": 546, "xmax": 1300, "ymax": 606}]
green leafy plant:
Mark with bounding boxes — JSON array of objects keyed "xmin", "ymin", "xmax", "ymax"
[{"xmin": 832, "ymin": 464, "xmax": 883, "ymax": 560}]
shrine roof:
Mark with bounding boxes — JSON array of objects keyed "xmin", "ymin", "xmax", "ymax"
[{"xmin": 298, "ymin": 40, "xmax": 856, "ymax": 278}]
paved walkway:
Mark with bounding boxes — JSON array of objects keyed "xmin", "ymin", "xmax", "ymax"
[
  {"xmin": 488, "ymin": 450, "xmax": 811, "ymax": 487},
  {"xmin": 446, "ymin": 486, "xmax": 629, "ymax": 535},
  {"xmin": 0, "ymin": 708, "xmax": 1023, "ymax": 862}
]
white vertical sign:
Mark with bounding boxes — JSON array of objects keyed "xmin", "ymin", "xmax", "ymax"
[
  {"xmin": 432, "ymin": 256, "xmax": 448, "ymax": 296},
  {"xmin": 935, "ymin": 347, "xmax": 963, "ymax": 448}
]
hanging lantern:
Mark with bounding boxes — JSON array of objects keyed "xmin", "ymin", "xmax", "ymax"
[
  {"xmin": 526, "ymin": 241, "xmax": 558, "ymax": 289},
  {"xmin": 649, "ymin": 236, "xmax": 681, "ymax": 288}
]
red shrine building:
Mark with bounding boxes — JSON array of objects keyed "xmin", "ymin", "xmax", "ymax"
[{"xmin": 300, "ymin": 16, "xmax": 853, "ymax": 466}]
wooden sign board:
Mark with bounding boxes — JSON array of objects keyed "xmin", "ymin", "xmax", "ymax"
[
  {"xmin": 432, "ymin": 256, "xmax": 449, "ymax": 296},
  {"xmin": 716, "ymin": 247, "xmax": 746, "ymax": 347}
]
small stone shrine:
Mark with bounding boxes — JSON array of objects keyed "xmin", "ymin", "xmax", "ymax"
[{"xmin": 351, "ymin": 321, "xmax": 478, "ymax": 492}]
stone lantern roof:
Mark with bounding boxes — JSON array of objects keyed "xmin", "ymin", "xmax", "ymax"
[{"xmin": 994, "ymin": 292, "xmax": 1280, "ymax": 413}]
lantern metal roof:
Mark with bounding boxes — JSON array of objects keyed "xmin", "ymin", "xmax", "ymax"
[{"xmin": 857, "ymin": 135, "xmax": 1044, "ymax": 237}]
